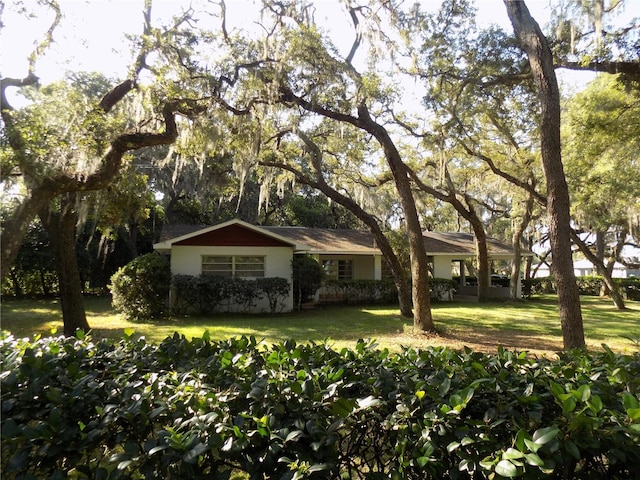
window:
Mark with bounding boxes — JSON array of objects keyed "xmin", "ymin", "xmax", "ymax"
[
  {"xmin": 202, "ymin": 256, "xmax": 264, "ymax": 278},
  {"xmin": 323, "ymin": 259, "xmax": 353, "ymax": 280},
  {"xmin": 234, "ymin": 256, "xmax": 265, "ymax": 278}
]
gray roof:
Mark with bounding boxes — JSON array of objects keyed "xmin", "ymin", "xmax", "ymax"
[
  {"xmin": 422, "ymin": 231, "xmax": 516, "ymax": 257},
  {"xmin": 263, "ymin": 226, "xmax": 378, "ymax": 254},
  {"xmin": 155, "ymin": 221, "xmax": 529, "ymax": 258},
  {"xmin": 157, "ymin": 224, "xmax": 207, "ymax": 243}
]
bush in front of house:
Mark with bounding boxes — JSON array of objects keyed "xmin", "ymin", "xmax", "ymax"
[
  {"xmin": 322, "ymin": 278, "xmax": 398, "ymax": 304},
  {"xmin": 109, "ymin": 252, "xmax": 171, "ymax": 320},
  {"xmin": 522, "ymin": 276, "xmax": 557, "ymax": 297},
  {"xmin": 430, "ymin": 277, "xmax": 458, "ymax": 301},
  {"xmin": 171, "ymin": 275, "xmax": 290, "ymax": 314},
  {"xmin": 523, "ymin": 276, "xmax": 640, "ymax": 301},
  {"xmin": 2, "ymin": 333, "xmax": 639, "ymax": 479},
  {"xmin": 292, "ymin": 254, "xmax": 324, "ymax": 309},
  {"xmin": 618, "ymin": 277, "xmax": 640, "ymax": 301},
  {"xmin": 321, "ymin": 278, "xmax": 456, "ymax": 305},
  {"xmin": 256, "ymin": 277, "xmax": 290, "ymax": 313},
  {"xmin": 576, "ymin": 275, "xmax": 605, "ymax": 296}
]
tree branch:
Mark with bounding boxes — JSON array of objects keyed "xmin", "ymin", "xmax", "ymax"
[
  {"xmin": 27, "ymin": 0, "xmax": 62, "ymax": 75},
  {"xmin": 556, "ymin": 60, "xmax": 640, "ymax": 77}
]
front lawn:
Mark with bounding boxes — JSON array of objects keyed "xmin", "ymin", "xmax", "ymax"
[{"xmin": 2, "ymin": 295, "xmax": 638, "ymax": 355}]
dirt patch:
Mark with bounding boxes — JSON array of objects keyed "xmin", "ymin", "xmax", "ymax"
[{"xmin": 380, "ymin": 326, "xmax": 566, "ymax": 358}]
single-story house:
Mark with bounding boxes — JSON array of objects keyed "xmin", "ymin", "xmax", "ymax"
[
  {"xmin": 533, "ymin": 259, "xmax": 640, "ymax": 279},
  {"xmin": 153, "ymin": 219, "xmax": 531, "ymax": 312}
]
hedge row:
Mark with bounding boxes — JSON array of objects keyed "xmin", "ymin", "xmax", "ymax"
[
  {"xmin": 320, "ymin": 278, "xmax": 457, "ymax": 305},
  {"xmin": 172, "ymin": 275, "xmax": 290, "ymax": 315},
  {"xmin": 2, "ymin": 333, "xmax": 639, "ymax": 479},
  {"xmin": 523, "ymin": 276, "xmax": 640, "ymax": 300}
]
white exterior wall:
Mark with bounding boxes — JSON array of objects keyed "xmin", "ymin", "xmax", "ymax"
[
  {"xmin": 374, "ymin": 255, "xmax": 382, "ymax": 281},
  {"xmin": 170, "ymin": 245, "xmax": 294, "ymax": 312},
  {"xmin": 353, "ymin": 255, "xmax": 375, "ymax": 280},
  {"xmin": 432, "ymin": 256, "xmax": 452, "ymax": 279}
]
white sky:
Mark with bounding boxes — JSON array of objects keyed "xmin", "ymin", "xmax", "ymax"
[{"xmin": 1, "ymin": 0, "xmax": 596, "ymax": 89}]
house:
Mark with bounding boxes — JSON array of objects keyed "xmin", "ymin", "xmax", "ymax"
[
  {"xmin": 153, "ymin": 219, "xmax": 531, "ymax": 312},
  {"xmin": 533, "ymin": 259, "xmax": 640, "ymax": 279}
]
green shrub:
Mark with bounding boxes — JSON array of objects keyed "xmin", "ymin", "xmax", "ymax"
[
  {"xmin": 2, "ymin": 333, "xmax": 639, "ymax": 479},
  {"xmin": 170, "ymin": 274, "xmax": 200, "ymax": 314},
  {"xmin": 524, "ymin": 276, "xmax": 640, "ymax": 301},
  {"xmin": 615, "ymin": 277, "xmax": 640, "ymax": 301},
  {"xmin": 171, "ymin": 275, "xmax": 290, "ymax": 314},
  {"xmin": 256, "ymin": 277, "xmax": 290, "ymax": 313},
  {"xmin": 430, "ymin": 277, "xmax": 458, "ymax": 301},
  {"xmin": 321, "ymin": 278, "xmax": 456, "ymax": 305},
  {"xmin": 109, "ymin": 253, "xmax": 171, "ymax": 320},
  {"xmin": 292, "ymin": 254, "xmax": 324, "ymax": 308},
  {"xmin": 322, "ymin": 278, "xmax": 397, "ymax": 304},
  {"xmin": 576, "ymin": 275, "xmax": 605, "ymax": 296},
  {"xmin": 522, "ymin": 277, "xmax": 556, "ymax": 297}
]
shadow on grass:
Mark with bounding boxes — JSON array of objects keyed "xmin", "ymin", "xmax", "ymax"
[
  {"xmin": 3, "ymin": 295, "xmax": 638, "ymax": 355},
  {"xmin": 435, "ymin": 326, "xmax": 565, "ymax": 355}
]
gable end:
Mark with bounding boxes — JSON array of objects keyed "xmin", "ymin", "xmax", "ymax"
[{"xmin": 174, "ymin": 224, "xmax": 292, "ymax": 247}]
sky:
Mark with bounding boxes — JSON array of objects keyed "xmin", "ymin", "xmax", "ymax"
[{"xmin": 1, "ymin": 0, "xmax": 596, "ymax": 92}]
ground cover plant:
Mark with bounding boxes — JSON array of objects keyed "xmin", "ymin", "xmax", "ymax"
[
  {"xmin": 1, "ymin": 295, "xmax": 639, "ymax": 356},
  {"xmin": 1, "ymin": 333, "xmax": 639, "ymax": 479}
]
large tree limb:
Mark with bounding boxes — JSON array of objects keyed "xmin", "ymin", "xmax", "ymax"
[
  {"xmin": 27, "ymin": 0, "xmax": 62, "ymax": 75},
  {"xmin": 261, "ymin": 128, "xmax": 414, "ymax": 317},
  {"xmin": 557, "ymin": 61, "xmax": 640, "ymax": 77},
  {"xmin": 1, "ymin": 99, "xmax": 195, "ymax": 280}
]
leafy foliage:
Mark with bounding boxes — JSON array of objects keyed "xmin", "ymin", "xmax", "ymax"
[
  {"xmin": 321, "ymin": 279, "xmax": 398, "ymax": 305},
  {"xmin": 256, "ymin": 277, "xmax": 291, "ymax": 313},
  {"xmin": 109, "ymin": 253, "xmax": 171, "ymax": 320},
  {"xmin": 523, "ymin": 276, "xmax": 640, "ymax": 301},
  {"xmin": 292, "ymin": 255, "xmax": 324, "ymax": 309},
  {"xmin": 1, "ymin": 333, "xmax": 639, "ymax": 479},
  {"xmin": 320, "ymin": 278, "xmax": 456, "ymax": 304},
  {"xmin": 563, "ymin": 75, "xmax": 640, "ymax": 239},
  {"xmin": 171, "ymin": 275, "xmax": 290, "ymax": 314}
]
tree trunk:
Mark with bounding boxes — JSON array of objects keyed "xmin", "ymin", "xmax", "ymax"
[
  {"xmin": 510, "ymin": 191, "xmax": 534, "ymax": 299},
  {"xmin": 596, "ymin": 231, "xmax": 609, "ymax": 297},
  {"xmin": 128, "ymin": 222, "xmax": 139, "ymax": 258},
  {"xmin": 365, "ymin": 115, "xmax": 433, "ymax": 332},
  {"xmin": 571, "ymin": 230, "xmax": 627, "ymax": 310},
  {"xmin": 261, "ymin": 137, "xmax": 414, "ymax": 318},
  {"xmin": 39, "ymin": 270, "xmax": 51, "ymax": 297},
  {"xmin": 322, "ymin": 188, "xmax": 414, "ymax": 318},
  {"xmin": 40, "ymin": 194, "xmax": 91, "ymax": 336},
  {"xmin": 407, "ymin": 167, "xmax": 491, "ymax": 302},
  {"xmin": 469, "ymin": 215, "xmax": 490, "ymax": 301},
  {"xmin": 274, "ymin": 89, "xmax": 433, "ymax": 330},
  {"xmin": 504, "ymin": 0, "xmax": 585, "ymax": 349}
]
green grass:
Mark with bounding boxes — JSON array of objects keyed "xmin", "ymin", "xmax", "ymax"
[{"xmin": 2, "ymin": 295, "xmax": 639, "ymax": 355}]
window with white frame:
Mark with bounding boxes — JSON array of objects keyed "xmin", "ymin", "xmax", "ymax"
[
  {"xmin": 202, "ymin": 255, "xmax": 265, "ymax": 278},
  {"xmin": 322, "ymin": 259, "xmax": 353, "ymax": 280}
]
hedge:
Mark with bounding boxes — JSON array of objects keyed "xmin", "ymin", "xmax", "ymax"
[
  {"xmin": 320, "ymin": 278, "xmax": 457, "ymax": 305},
  {"xmin": 2, "ymin": 332, "xmax": 639, "ymax": 479},
  {"xmin": 171, "ymin": 275, "xmax": 290, "ymax": 314},
  {"xmin": 523, "ymin": 276, "xmax": 640, "ymax": 300}
]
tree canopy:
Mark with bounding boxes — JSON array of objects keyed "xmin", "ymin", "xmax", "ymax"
[{"xmin": 2, "ymin": 0, "xmax": 638, "ymax": 346}]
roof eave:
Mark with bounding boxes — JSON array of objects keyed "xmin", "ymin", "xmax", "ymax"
[{"xmin": 155, "ymin": 219, "xmax": 303, "ymax": 248}]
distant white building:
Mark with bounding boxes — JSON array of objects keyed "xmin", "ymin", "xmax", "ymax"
[{"xmin": 533, "ymin": 259, "xmax": 639, "ymax": 278}]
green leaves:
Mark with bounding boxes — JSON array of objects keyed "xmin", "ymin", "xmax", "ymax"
[{"xmin": 1, "ymin": 334, "xmax": 639, "ymax": 479}]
